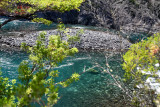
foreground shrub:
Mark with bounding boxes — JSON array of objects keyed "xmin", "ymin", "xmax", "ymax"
[
  {"xmin": 122, "ymin": 33, "xmax": 160, "ymax": 106},
  {"xmin": 0, "ymin": 24, "xmax": 81, "ymax": 106}
]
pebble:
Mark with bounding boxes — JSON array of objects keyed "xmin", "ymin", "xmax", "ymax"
[{"xmin": 0, "ymin": 29, "xmax": 132, "ymax": 51}]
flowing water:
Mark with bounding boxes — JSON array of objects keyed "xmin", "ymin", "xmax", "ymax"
[
  {"xmin": 0, "ymin": 16, "xmax": 120, "ymax": 36},
  {"xmin": 0, "ymin": 16, "xmax": 149, "ymax": 44},
  {"xmin": 0, "ymin": 50, "xmax": 124, "ymax": 106},
  {"xmin": 0, "ymin": 17, "xmax": 127, "ymax": 106}
]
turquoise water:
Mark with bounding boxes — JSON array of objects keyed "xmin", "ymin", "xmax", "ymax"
[
  {"xmin": 0, "ymin": 16, "xmax": 118, "ymax": 36},
  {"xmin": 0, "ymin": 17, "xmax": 149, "ymax": 44},
  {"xmin": 0, "ymin": 50, "xmax": 124, "ymax": 106},
  {"xmin": 0, "ymin": 16, "xmax": 109, "ymax": 32},
  {"xmin": 0, "ymin": 16, "xmax": 127, "ymax": 106}
]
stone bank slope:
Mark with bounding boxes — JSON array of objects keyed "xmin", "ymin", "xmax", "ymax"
[
  {"xmin": 37, "ymin": 0, "xmax": 160, "ymax": 33},
  {"xmin": 0, "ymin": 29, "xmax": 131, "ymax": 51}
]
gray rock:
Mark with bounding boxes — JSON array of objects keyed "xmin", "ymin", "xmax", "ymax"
[
  {"xmin": 35, "ymin": 0, "xmax": 160, "ymax": 34},
  {"xmin": 0, "ymin": 29, "xmax": 131, "ymax": 51}
]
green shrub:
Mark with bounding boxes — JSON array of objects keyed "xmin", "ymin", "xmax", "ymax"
[
  {"xmin": 0, "ymin": 24, "xmax": 81, "ymax": 106},
  {"xmin": 122, "ymin": 33, "xmax": 160, "ymax": 105},
  {"xmin": 123, "ymin": 33, "xmax": 160, "ymax": 80}
]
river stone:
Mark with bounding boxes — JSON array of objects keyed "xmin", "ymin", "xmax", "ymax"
[{"xmin": 0, "ymin": 29, "xmax": 131, "ymax": 51}]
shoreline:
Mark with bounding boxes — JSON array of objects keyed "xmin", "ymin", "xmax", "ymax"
[{"xmin": 0, "ymin": 28, "xmax": 132, "ymax": 52}]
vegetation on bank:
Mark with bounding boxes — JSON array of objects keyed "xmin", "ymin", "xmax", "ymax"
[
  {"xmin": 123, "ymin": 33, "xmax": 160, "ymax": 80},
  {"xmin": 122, "ymin": 33, "xmax": 160, "ymax": 106},
  {"xmin": 0, "ymin": 0, "xmax": 160, "ymax": 106},
  {"xmin": 0, "ymin": 0, "xmax": 84, "ymax": 28}
]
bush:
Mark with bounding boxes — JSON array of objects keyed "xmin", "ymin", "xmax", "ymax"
[
  {"xmin": 122, "ymin": 33, "xmax": 160, "ymax": 106},
  {"xmin": 0, "ymin": 24, "xmax": 81, "ymax": 106}
]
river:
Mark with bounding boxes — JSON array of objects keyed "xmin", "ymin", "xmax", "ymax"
[{"xmin": 0, "ymin": 18, "xmax": 127, "ymax": 106}]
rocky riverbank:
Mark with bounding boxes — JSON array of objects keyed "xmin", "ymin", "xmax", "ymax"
[
  {"xmin": 36, "ymin": 0, "xmax": 160, "ymax": 34},
  {"xmin": 0, "ymin": 29, "xmax": 131, "ymax": 51}
]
